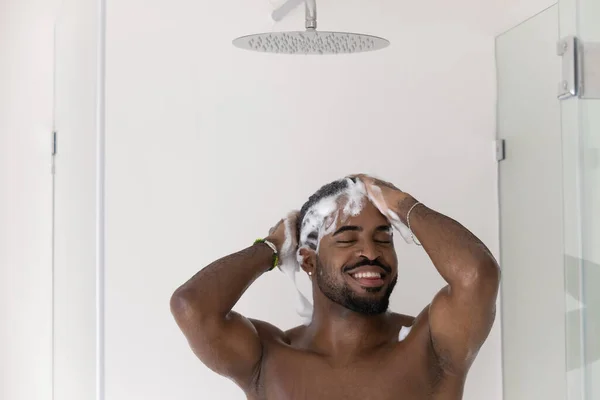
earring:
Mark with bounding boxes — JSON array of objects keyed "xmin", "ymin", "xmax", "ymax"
[{"xmin": 308, "ymin": 272, "xmax": 312, "ymax": 276}]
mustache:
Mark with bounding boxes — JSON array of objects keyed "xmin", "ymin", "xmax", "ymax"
[{"xmin": 343, "ymin": 257, "xmax": 392, "ymax": 274}]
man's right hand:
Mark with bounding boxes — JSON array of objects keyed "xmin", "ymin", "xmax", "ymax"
[{"xmin": 266, "ymin": 211, "xmax": 299, "ymax": 258}]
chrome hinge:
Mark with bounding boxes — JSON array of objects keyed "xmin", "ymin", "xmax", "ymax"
[
  {"xmin": 496, "ymin": 139, "xmax": 506, "ymax": 162},
  {"xmin": 558, "ymin": 36, "xmax": 600, "ymax": 100},
  {"xmin": 52, "ymin": 131, "xmax": 57, "ymax": 156},
  {"xmin": 51, "ymin": 131, "xmax": 57, "ymax": 174}
]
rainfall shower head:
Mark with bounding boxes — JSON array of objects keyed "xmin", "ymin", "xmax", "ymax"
[
  {"xmin": 232, "ymin": 0, "xmax": 389, "ymax": 55},
  {"xmin": 233, "ymin": 31, "xmax": 389, "ymax": 55}
]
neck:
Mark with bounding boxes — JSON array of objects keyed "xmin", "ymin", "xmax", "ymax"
[{"xmin": 305, "ymin": 293, "xmax": 392, "ymax": 360}]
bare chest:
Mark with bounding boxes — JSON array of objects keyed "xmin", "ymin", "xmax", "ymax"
[{"xmin": 253, "ymin": 344, "xmax": 458, "ymax": 400}]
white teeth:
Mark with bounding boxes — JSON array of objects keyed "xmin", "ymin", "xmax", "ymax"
[{"xmin": 352, "ymin": 272, "xmax": 382, "ymax": 279}]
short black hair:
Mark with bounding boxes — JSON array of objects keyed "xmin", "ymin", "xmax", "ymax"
[{"xmin": 296, "ymin": 176, "xmax": 358, "ymax": 248}]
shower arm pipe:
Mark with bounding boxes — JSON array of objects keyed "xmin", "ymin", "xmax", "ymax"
[
  {"xmin": 270, "ymin": 0, "xmax": 316, "ymax": 28},
  {"xmin": 305, "ymin": 0, "xmax": 317, "ymax": 30},
  {"xmin": 271, "ymin": 0, "xmax": 303, "ymax": 22}
]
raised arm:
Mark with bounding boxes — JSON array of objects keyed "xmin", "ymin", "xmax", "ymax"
[
  {"xmin": 397, "ymin": 197, "xmax": 500, "ymax": 373},
  {"xmin": 169, "ymin": 214, "xmax": 296, "ymax": 391},
  {"xmin": 358, "ymin": 175, "xmax": 500, "ymax": 374}
]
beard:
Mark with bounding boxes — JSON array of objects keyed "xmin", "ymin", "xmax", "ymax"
[{"xmin": 315, "ymin": 257, "xmax": 397, "ymax": 315}]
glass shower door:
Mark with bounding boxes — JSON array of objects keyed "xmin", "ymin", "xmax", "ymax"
[
  {"xmin": 559, "ymin": 0, "xmax": 600, "ymax": 399},
  {"xmin": 53, "ymin": 0, "xmax": 102, "ymax": 399}
]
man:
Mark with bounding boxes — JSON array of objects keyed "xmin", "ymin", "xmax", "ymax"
[{"xmin": 170, "ymin": 174, "xmax": 500, "ymax": 399}]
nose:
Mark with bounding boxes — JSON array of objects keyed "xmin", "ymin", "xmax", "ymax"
[{"xmin": 357, "ymin": 238, "xmax": 381, "ymax": 260}]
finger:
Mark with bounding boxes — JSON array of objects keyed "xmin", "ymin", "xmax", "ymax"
[
  {"xmin": 285, "ymin": 212, "xmax": 299, "ymax": 233},
  {"xmin": 286, "ymin": 210, "xmax": 300, "ymax": 223},
  {"xmin": 364, "ymin": 184, "xmax": 390, "ymax": 215},
  {"xmin": 347, "ymin": 173, "xmax": 371, "ymax": 184},
  {"xmin": 370, "ymin": 176, "xmax": 399, "ymax": 191},
  {"xmin": 269, "ymin": 219, "xmax": 283, "ymax": 234},
  {"xmin": 355, "ymin": 174, "xmax": 376, "ymax": 188},
  {"xmin": 284, "ymin": 211, "xmax": 301, "ymax": 243}
]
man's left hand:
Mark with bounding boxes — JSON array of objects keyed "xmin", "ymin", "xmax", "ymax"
[{"xmin": 351, "ymin": 174, "xmax": 410, "ymax": 221}]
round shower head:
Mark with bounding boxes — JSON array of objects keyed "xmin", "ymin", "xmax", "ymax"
[
  {"xmin": 232, "ymin": 30, "xmax": 389, "ymax": 55},
  {"xmin": 233, "ymin": 0, "xmax": 389, "ymax": 55}
]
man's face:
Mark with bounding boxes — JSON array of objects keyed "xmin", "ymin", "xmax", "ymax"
[{"xmin": 315, "ymin": 200, "xmax": 398, "ymax": 315}]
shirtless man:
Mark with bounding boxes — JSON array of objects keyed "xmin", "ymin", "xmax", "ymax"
[{"xmin": 170, "ymin": 175, "xmax": 500, "ymax": 399}]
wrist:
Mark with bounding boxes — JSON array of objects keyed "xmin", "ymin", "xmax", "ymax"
[
  {"xmin": 253, "ymin": 239, "xmax": 279, "ymax": 271},
  {"xmin": 264, "ymin": 235, "xmax": 282, "ymax": 253},
  {"xmin": 393, "ymin": 194, "xmax": 419, "ymax": 225}
]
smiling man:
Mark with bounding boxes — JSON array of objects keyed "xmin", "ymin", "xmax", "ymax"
[{"xmin": 170, "ymin": 175, "xmax": 500, "ymax": 400}]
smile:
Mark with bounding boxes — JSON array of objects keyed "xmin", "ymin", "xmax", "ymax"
[
  {"xmin": 346, "ymin": 267, "xmax": 387, "ymax": 288},
  {"xmin": 351, "ymin": 271, "xmax": 383, "ymax": 279}
]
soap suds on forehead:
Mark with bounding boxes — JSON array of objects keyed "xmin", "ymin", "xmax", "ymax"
[{"xmin": 298, "ymin": 178, "xmax": 368, "ymax": 252}]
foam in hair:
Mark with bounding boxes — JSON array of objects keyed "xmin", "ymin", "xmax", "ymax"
[
  {"xmin": 298, "ymin": 177, "xmax": 367, "ymax": 252},
  {"xmin": 277, "ymin": 176, "xmax": 417, "ymax": 324}
]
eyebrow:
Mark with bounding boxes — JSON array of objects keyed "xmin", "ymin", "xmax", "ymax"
[
  {"xmin": 332, "ymin": 225, "xmax": 392, "ymax": 236},
  {"xmin": 378, "ymin": 225, "xmax": 393, "ymax": 234},
  {"xmin": 332, "ymin": 226, "xmax": 362, "ymax": 236}
]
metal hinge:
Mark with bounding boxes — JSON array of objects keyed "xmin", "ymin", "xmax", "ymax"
[
  {"xmin": 51, "ymin": 131, "xmax": 57, "ymax": 174},
  {"xmin": 52, "ymin": 131, "xmax": 57, "ymax": 156},
  {"xmin": 496, "ymin": 139, "xmax": 506, "ymax": 162},
  {"xmin": 558, "ymin": 36, "xmax": 600, "ymax": 99}
]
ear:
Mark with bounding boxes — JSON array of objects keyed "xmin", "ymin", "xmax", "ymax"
[{"xmin": 298, "ymin": 246, "xmax": 317, "ymax": 276}]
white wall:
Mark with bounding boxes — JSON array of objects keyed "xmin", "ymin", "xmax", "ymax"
[
  {"xmin": 1, "ymin": 0, "xmax": 564, "ymax": 399},
  {"xmin": 104, "ymin": 1, "xmax": 500, "ymax": 399},
  {"xmin": 0, "ymin": 1, "xmax": 57, "ymax": 399}
]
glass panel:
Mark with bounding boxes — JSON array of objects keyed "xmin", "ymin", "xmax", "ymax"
[
  {"xmin": 559, "ymin": 0, "xmax": 600, "ymax": 398},
  {"xmin": 53, "ymin": 0, "xmax": 100, "ymax": 399},
  {"xmin": 581, "ymin": 99, "xmax": 600, "ymax": 400},
  {"xmin": 579, "ymin": 2, "xmax": 600, "ymax": 398},
  {"xmin": 562, "ymin": 95, "xmax": 586, "ymax": 400},
  {"xmin": 496, "ymin": 8, "xmax": 566, "ymax": 399}
]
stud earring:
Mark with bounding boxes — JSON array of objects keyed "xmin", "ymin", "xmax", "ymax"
[{"xmin": 308, "ymin": 272, "xmax": 312, "ymax": 276}]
